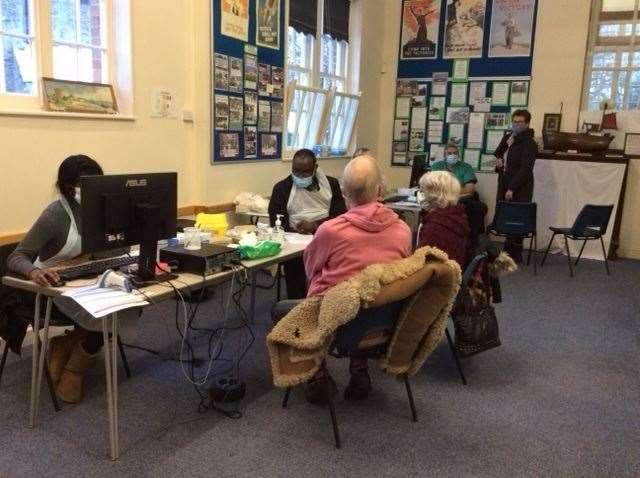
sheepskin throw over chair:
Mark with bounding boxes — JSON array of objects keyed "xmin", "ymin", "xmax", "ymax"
[{"xmin": 267, "ymin": 246, "xmax": 461, "ymax": 388}]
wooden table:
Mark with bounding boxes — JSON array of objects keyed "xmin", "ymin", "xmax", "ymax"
[{"xmin": 1, "ymin": 241, "xmax": 305, "ymax": 460}]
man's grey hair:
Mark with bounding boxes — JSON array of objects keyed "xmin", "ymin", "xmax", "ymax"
[
  {"xmin": 342, "ymin": 155, "xmax": 382, "ymax": 205},
  {"xmin": 352, "ymin": 147, "xmax": 371, "ymax": 159}
]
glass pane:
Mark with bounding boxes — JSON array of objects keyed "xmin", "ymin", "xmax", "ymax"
[
  {"xmin": 621, "ymin": 51, "xmax": 630, "ymax": 67},
  {"xmin": 307, "ymin": 93, "xmax": 325, "ymax": 148},
  {"xmin": 2, "ymin": 0, "xmax": 31, "ymax": 35},
  {"xmin": 592, "ymin": 51, "xmax": 616, "ymax": 67},
  {"xmin": 588, "ymin": 70, "xmax": 614, "ymax": 110},
  {"xmin": 53, "ymin": 43, "xmax": 78, "ymax": 80},
  {"xmin": 633, "ymin": 51, "xmax": 640, "ymax": 65},
  {"xmin": 288, "ymin": 68, "xmax": 310, "ymax": 87},
  {"xmin": 602, "ymin": 0, "xmax": 635, "ymax": 12},
  {"xmin": 80, "ymin": 0, "xmax": 103, "ymax": 46},
  {"xmin": 76, "ymin": 46, "xmax": 104, "ymax": 82},
  {"xmin": 287, "ymin": 27, "xmax": 313, "ymax": 69},
  {"xmin": 52, "ymin": 0, "xmax": 78, "ymax": 42},
  {"xmin": 321, "ymin": 34, "xmax": 339, "ymax": 75},
  {"xmin": 615, "ymin": 70, "xmax": 627, "ymax": 108},
  {"xmin": 628, "ymin": 70, "xmax": 640, "ymax": 108},
  {"xmin": 2, "ymin": 35, "xmax": 34, "ymax": 93},
  {"xmin": 287, "ymin": 89, "xmax": 303, "ymax": 148}
]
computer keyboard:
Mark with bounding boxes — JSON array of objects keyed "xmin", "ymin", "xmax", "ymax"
[{"xmin": 57, "ymin": 255, "xmax": 137, "ymax": 281}]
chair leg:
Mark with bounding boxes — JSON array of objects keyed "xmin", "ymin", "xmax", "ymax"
[
  {"xmin": 533, "ymin": 234, "xmax": 538, "ymax": 275},
  {"xmin": 0, "ymin": 343, "xmax": 8, "ymax": 388},
  {"xmin": 575, "ymin": 240, "xmax": 588, "ymax": 266},
  {"xmin": 403, "ymin": 375, "xmax": 418, "ymax": 422},
  {"xmin": 321, "ymin": 362, "xmax": 341, "ymax": 449},
  {"xmin": 117, "ymin": 336, "xmax": 132, "ymax": 379},
  {"xmin": 276, "ymin": 265, "xmax": 282, "ymax": 302},
  {"xmin": 563, "ymin": 235, "xmax": 574, "ymax": 277},
  {"xmin": 44, "ymin": 364, "xmax": 61, "ymax": 412},
  {"xmin": 445, "ymin": 328, "xmax": 467, "ymax": 385},
  {"xmin": 600, "ymin": 236, "xmax": 611, "ymax": 275},
  {"xmin": 282, "ymin": 387, "xmax": 291, "ymax": 408},
  {"xmin": 541, "ymin": 233, "xmax": 556, "ymax": 267}
]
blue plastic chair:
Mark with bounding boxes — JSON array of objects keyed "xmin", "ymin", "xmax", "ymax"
[
  {"xmin": 488, "ymin": 201, "xmax": 538, "ymax": 274},
  {"xmin": 541, "ymin": 204, "xmax": 614, "ymax": 277},
  {"xmin": 273, "ymin": 300, "xmax": 417, "ymax": 449}
]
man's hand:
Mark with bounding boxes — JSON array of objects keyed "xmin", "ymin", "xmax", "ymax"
[
  {"xmin": 295, "ymin": 220, "xmax": 317, "ymax": 235},
  {"xmin": 505, "ymin": 190, "xmax": 514, "ymax": 201},
  {"xmin": 28, "ymin": 268, "xmax": 60, "ymax": 287}
]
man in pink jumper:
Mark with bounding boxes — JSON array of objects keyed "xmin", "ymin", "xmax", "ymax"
[{"xmin": 303, "ymin": 154, "xmax": 412, "ymax": 402}]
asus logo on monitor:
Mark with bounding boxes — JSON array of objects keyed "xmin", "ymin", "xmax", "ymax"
[{"xmin": 125, "ymin": 179, "xmax": 147, "ymax": 187}]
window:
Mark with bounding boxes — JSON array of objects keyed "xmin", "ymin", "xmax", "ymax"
[
  {"xmin": 0, "ymin": 0, "xmax": 36, "ymax": 95},
  {"xmin": 0, "ymin": 0, "xmax": 131, "ymax": 114},
  {"xmin": 51, "ymin": 0, "xmax": 108, "ymax": 83},
  {"xmin": 583, "ymin": 0, "xmax": 640, "ymax": 110},
  {"xmin": 285, "ymin": 0, "xmax": 359, "ymax": 157}
]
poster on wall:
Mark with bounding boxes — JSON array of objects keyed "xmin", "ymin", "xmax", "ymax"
[
  {"xmin": 221, "ymin": 0, "xmax": 249, "ymax": 42},
  {"xmin": 228, "ymin": 57, "xmax": 243, "ymax": 93},
  {"xmin": 214, "ymin": 53, "xmax": 229, "ymax": 90},
  {"xmin": 400, "ymin": 0, "xmax": 441, "ymax": 60},
  {"xmin": 244, "ymin": 91, "xmax": 258, "ymax": 124},
  {"xmin": 443, "ymin": 0, "xmax": 486, "ymax": 59},
  {"xmin": 244, "ymin": 126, "xmax": 257, "ymax": 158},
  {"xmin": 256, "ymin": 0, "xmax": 280, "ymax": 49},
  {"xmin": 220, "ymin": 132, "xmax": 240, "ymax": 159},
  {"xmin": 214, "ymin": 94, "xmax": 229, "ymax": 130},
  {"xmin": 489, "ymin": 0, "xmax": 536, "ymax": 58},
  {"xmin": 229, "ymin": 96, "xmax": 243, "ymax": 130},
  {"xmin": 244, "ymin": 55, "xmax": 258, "ymax": 90},
  {"xmin": 261, "ymin": 133, "xmax": 279, "ymax": 156},
  {"xmin": 271, "ymin": 102, "xmax": 284, "ymax": 132}
]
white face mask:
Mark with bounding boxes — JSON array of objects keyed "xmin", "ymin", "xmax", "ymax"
[{"xmin": 74, "ymin": 187, "xmax": 81, "ymax": 205}]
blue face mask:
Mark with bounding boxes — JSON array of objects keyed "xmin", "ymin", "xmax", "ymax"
[
  {"xmin": 445, "ymin": 154, "xmax": 459, "ymax": 166},
  {"xmin": 292, "ymin": 174, "xmax": 313, "ymax": 189},
  {"xmin": 511, "ymin": 123, "xmax": 527, "ymax": 134}
]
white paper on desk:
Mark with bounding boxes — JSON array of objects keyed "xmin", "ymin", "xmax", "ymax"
[
  {"xmin": 284, "ymin": 233, "xmax": 314, "ymax": 245},
  {"xmin": 62, "ymin": 286, "xmax": 149, "ymax": 318}
]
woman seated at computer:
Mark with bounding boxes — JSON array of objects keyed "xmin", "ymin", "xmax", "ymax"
[
  {"xmin": 417, "ymin": 170, "xmax": 470, "ymax": 266},
  {"xmin": 7, "ymin": 155, "xmax": 135, "ymax": 404}
]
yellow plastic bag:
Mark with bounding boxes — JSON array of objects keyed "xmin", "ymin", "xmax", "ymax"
[{"xmin": 195, "ymin": 212, "xmax": 228, "ymax": 236}]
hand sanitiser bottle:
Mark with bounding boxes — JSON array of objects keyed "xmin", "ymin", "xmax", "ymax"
[{"xmin": 272, "ymin": 214, "xmax": 285, "ymax": 244}]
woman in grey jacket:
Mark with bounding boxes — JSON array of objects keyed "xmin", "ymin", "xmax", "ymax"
[{"xmin": 8, "ymin": 155, "xmax": 117, "ymax": 403}]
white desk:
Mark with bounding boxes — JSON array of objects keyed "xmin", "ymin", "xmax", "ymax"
[{"xmin": 1, "ymin": 241, "xmax": 305, "ymax": 461}]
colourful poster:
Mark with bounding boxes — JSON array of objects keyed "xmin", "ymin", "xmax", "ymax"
[
  {"xmin": 443, "ymin": 0, "xmax": 486, "ymax": 59},
  {"xmin": 256, "ymin": 0, "xmax": 280, "ymax": 50},
  {"xmin": 400, "ymin": 0, "xmax": 441, "ymax": 60},
  {"xmin": 489, "ymin": 0, "xmax": 536, "ymax": 57},
  {"xmin": 221, "ymin": 0, "xmax": 249, "ymax": 42}
]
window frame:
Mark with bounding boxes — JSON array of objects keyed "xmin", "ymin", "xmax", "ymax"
[
  {"xmin": 0, "ymin": 0, "xmax": 127, "ymax": 115},
  {"xmin": 582, "ymin": 0, "xmax": 640, "ymax": 110},
  {"xmin": 284, "ymin": 0, "xmax": 359, "ymax": 159}
]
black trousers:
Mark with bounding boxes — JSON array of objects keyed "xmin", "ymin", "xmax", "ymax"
[
  {"xmin": 497, "ymin": 174, "xmax": 534, "ymax": 261},
  {"xmin": 282, "ymin": 257, "xmax": 308, "ymax": 300}
]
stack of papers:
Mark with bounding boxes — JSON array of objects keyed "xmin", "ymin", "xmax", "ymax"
[
  {"xmin": 284, "ymin": 233, "xmax": 314, "ymax": 245},
  {"xmin": 62, "ymin": 285, "xmax": 149, "ymax": 318}
]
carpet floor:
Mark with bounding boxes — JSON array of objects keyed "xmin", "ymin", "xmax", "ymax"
[{"xmin": 0, "ymin": 254, "xmax": 638, "ymax": 477}]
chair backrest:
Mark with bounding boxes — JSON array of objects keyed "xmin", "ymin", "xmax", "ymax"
[
  {"xmin": 332, "ymin": 301, "xmax": 404, "ymax": 358},
  {"xmin": 569, "ymin": 204, "xmax": 614, "ymax": 237},
  {"xmin": 491, "ymin": 201, "xmax": 537, "ymax": 236}
]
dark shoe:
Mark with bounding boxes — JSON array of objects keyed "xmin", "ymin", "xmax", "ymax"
[
  {"xmin": 344, "ymin": 368, "xmax": 372, "ymax": 401},
  {"xmin": 304, "ymin": 374, "xmax": 338, "ymax": 405}
]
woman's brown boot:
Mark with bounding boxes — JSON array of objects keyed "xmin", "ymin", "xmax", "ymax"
[
  {"xmin": 48, "ymin": 329, "xmax": 86, "ymax": 383},
  {"xmin": 55, "ymin": 341, "xmax": 96, "ymax": 404}
]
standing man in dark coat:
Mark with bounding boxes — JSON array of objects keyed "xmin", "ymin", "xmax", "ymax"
[
  {"xmin": 493, "ymin": 109, "xmax": 537, "ymax": 263},
  {"xmin": 268, "ymin": 149, "xmax": 346, "ymax": 299}
]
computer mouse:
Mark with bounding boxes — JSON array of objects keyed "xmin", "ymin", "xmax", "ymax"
[{"xmin": 50, "ymin": 278, "xmax": 66, "ymax": 287}]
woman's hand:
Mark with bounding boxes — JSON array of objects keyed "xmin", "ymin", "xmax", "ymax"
[{"xmin": 28, "ymin": 268, "xmax": 60, "ymax": 287}]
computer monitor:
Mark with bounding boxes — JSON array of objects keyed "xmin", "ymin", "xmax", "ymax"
[
  {"xmin": 409, "ymin": 154, "xmax": 428, "ymax": 188},
  {"xmin": 80, "ymin": 173, "xmax": 178, "ymax": 281}
]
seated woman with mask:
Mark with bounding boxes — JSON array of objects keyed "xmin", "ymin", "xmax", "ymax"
[
  {"xmin": 429, "ymin": 143, "xmax": 477, "ymax": 195},
  {"xmin": 268, "ymin": 149, "xmax": 346, "ymax": 299},
  {"xmin": 7, "ymin": 155, "xmax": 137, "ymax": 404},
  {"xmin": 417, "ymin": 171, "xmax": 470, "ymax": 266}
]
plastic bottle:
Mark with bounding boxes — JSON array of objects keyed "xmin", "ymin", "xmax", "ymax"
[{"xmin": 272, "ymin": 214, "xmax": 285, "ymax": 244}]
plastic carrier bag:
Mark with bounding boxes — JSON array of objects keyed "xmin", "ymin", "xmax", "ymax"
[{"xmin": 238, "ymin": 241, "xmax": 282, "ymax": 260}]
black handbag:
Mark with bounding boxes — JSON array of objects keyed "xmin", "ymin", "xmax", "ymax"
[{"xmin": 453, "ymin": 264, "xmax": 501, "ymax": 357}]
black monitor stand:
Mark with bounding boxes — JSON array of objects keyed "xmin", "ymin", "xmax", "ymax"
[{"xmin": 131, "ymin": 203, "xmax": 177, "ymax": 286}]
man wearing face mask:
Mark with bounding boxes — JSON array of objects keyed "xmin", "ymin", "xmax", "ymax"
[
  {"xmin": 268, "ymin": 148, "xmax": 346, "ymax": 299},
  {"xmin": 493, "ymin": 109, "xmax": 537, "ymax": 262},
  {"xmin": 430, "ymin": 143, "xmax": 478, "ymax": 195}
]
